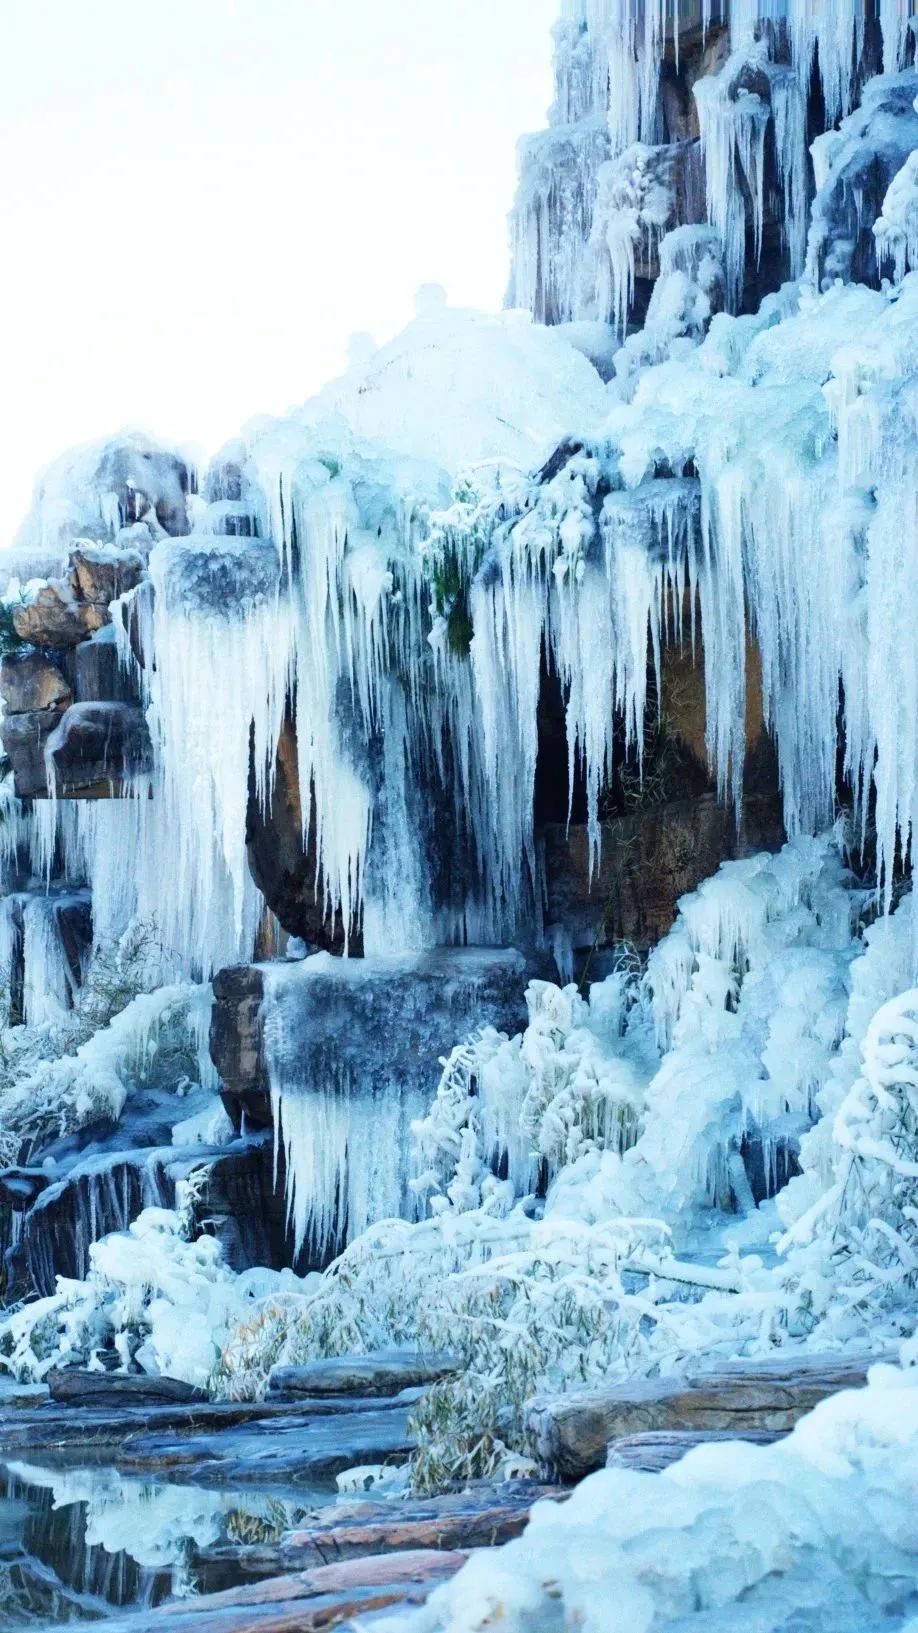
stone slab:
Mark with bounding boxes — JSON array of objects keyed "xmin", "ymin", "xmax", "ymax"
[
  {"xmin": 606, "ymin": 1428, "xmax": 784, "ymax": 1472},
  {"xmin": 46, "ymin": 1368, "xmax": 206, "ymax": 1406},
  {"xmin": 116, "ymin": 1404, "xmax": 415, "ymax": 1485},
  {"xmin": 0, "ymin": 1393, "xmax": 414, "ymax": 1460},
  {"xmin": 268, "ymin": 1353, "xmax": 459, "ymax": 1399},
  {"xmin": 527, "ymin": 1353, "xmax": 886, "ymax": 1481}
]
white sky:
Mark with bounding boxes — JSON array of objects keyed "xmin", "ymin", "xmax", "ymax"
[{"xmin": 0, "ymin": 0, "xmax": 558, "ymax": 546}]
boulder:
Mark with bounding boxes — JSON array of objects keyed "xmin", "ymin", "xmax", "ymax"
[
  {"xmin": 92, "ymin": 436, "xmax": 192, "ymax": 537},
  {"xmin": 72, "ymin": 626, "xmax": 141, "ymax": 705},
  {"xmin": 211, "ymin": 947, "xmax": 536, "ymax": 1124},
  {"xmin": 44, "ymin": 701, "xmax": 152, "ymax": 796},
  {"xmin": 526, "ymin": 1353, "xmax": 886, "ymax": 1480},
  {"xmin": 0, "ymin": 649, "xmax": 71, "ymax": 714},
  {"xmin": 12, "ymin": 581, "xmax": 109, "ymax": 647},
  {"xmin": 268, "ymin": 1352, "xmax": 460, "ymax": 1399},
  {"xmin": 0, "ymin": 707, "xmax": 65, "ymax": 798},
  {"xmin": 68, "ymin": 544, "xmax": 145, "ymax": 605},
  {"xmin": 46, "ymin": 1368, "xmax": 205, "ymax": 1406}
]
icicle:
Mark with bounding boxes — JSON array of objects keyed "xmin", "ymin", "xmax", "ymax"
[
  {"xmin": 21, "ymin": 897, "xmax": 76, "ymax": 1026},
  {"xmin": 694, "ymin": 51, "xmax": 771, "ymax": 309},
  {"xmin": 875, "ymin": 151, "xmax": 918, "ymax": 285}
]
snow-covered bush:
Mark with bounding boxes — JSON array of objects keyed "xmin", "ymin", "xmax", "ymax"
[
  {"xmin": 412, "ymin": 963, "xmax": 651, "ymax": 1217},
  {"xmin": 0, "ymin": 978, "xmax": 216, "ymax": 1165},
  {"xmin": 0, "ymin": 1204, "xmax": 305, "ymax": 1387}
]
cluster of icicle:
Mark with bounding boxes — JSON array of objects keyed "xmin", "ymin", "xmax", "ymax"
[
  {"xmin": 509, "ymin": 0, "xmax": 917, "ymax": 327},
  {"xmin": 457, "ymin": 259, "xmax": 918, "ymax": 952},
  {"xmin": 18, "ymin": 259, "xmax": 918, "ymax": 990},
  {"xmin": 8, "ymin": 5, "xmax": 918, "ymax": 1004}
]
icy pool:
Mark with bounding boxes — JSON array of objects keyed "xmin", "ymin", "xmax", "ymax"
[{"xmin": 0, "ymin": 1459, "xmax": 336, "ymax": 1625}]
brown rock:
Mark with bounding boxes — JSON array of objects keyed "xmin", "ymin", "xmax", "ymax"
[
  {"xmin": 68, "ymin": 545, "xmax": 145, "ymax": 605},
  {"xmin": 99, "ymin": 1587, "xmax": 436, "ymax": 1632},
  {"xmin": 542, "ymin": 795, "xmax": 736, "ymax": 952},
  {"xmin": 526, "ymin": 1354, "xmax": 886, "ymax": 1481},
  {"xmin": 606, "ymin": 1428, "xmax": 784, "ymax": 1472},
  {"xmin": 44, "ymin": 702, "xmax": 152, "ymax": 797},
  {"xmin": 168, "ymin": 1551, "xmax": 466, "ymax": 1613},
  {"xmin": 12, "ymin": 581, "xmax": 109, "ymax": 647},
  {"xmin": 281, "ymin": 1489, "xmax": 567, "ymax": 1563},
  {"xmin": 46, "ymin": 1368, "xmax": 205, "ymax": 1406},
  {"xmin": 0, "ymin": 707, "xmax": 65, "ymax": 798},
  {"xmin": 0, "ymin": 649, "xmax": 72, "ymax": 714},
  {"xmin": 211, "ymin": 964, "xmax": 269, "ymax": 1123},
  {"xmin": 246, "ymin": 715, "xmax": 352, "ymax": 952}
]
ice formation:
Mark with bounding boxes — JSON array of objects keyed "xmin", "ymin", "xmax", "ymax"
[{"xmin": 1, "ymin": 15, "xmax": 918, "ymax": 1602}]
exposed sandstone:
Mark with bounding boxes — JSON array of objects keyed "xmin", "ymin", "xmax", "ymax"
[
  {"xmin": 68, "ymin": 544, "xmax": 145, "ymax": 605},
  {"xmin": 12, "ymin": 580, "xmax": 109, "ymax": 647},
  {"xmin": 0, "ymin": 649, "xmax": 71, "ymax": 714},
  {"xmin": 526, "ymin": 1353, "xmax": 886, "ymax": 1480}
]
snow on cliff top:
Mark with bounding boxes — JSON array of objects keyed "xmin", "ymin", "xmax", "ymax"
[{"xmin": 239, "ymin": 290, "xmax": 611, "ymax": 479}]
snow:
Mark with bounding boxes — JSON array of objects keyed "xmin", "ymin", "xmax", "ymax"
[{"xmin": 13, "ymin": 431, "xmax": 192, "ymax": 556}]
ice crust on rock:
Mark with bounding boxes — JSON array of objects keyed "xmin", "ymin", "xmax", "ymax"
[{"xmin": 261, "ymin": 948, "xmax": 530, "ymax": 1259}]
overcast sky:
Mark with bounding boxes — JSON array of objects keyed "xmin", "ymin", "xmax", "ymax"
[{"xmin": 0, "ymin": 0, "xmax": 558, "ymax": 545}]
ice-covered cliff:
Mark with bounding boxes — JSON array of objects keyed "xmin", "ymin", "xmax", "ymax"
[{"xmin": 1, "ymin": 2, "xmax": 917, "ymax": 1471}]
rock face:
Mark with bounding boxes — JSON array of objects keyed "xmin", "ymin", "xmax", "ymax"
[
  {"xmin": 246, "ymin": 716, "xmax": 351, "ymax": 953},
  {"xmin": 190, "ymin": 1135, "xmax": 293, "ymax": 1272},
  {"xmin": 12, "ymin": 581, "xmax": 109, "ymax": 648},
  {"xmin": 526, "ymin": 1353, "xmax": 886, "ymax": 1480},
  {"xmin": 542, "ymin": 791, "xmax": 783, "ymax": 954},
  {"xmin": 44, "ymin": 701, "xmax": 152, "ymax": 797},
  {"xmin": 0, "ymin": 650, "xmax": 71, "ymax": 714}
]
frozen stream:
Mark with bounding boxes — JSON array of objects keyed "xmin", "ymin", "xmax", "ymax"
[{"xmin": 0, "ymin": 1458, "xmax": 337, "ymax": 1625}]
